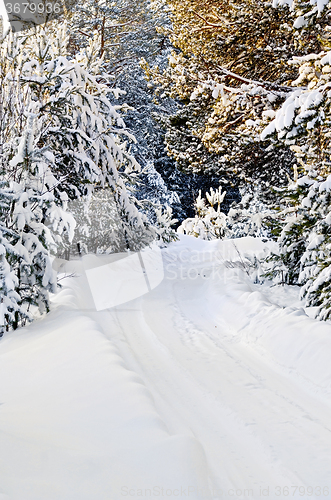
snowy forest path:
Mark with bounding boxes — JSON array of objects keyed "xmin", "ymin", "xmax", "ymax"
[
  {"xmin": 56, "ymin": 238, "xmax": 331, "ymax": 500},
  {"xmin": 88, "ymin": 268, "xmax": 331, "ymax": 500}
]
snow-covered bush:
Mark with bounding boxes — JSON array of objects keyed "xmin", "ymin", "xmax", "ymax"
[
  {"xmin": 260, "ymin": 171, "xmax": 331, "ymax": 318},
  {"xmin": 260, "ymin": 174, "xmax": 315, "ymax": 284},
  {"xmin": 178, "ymin": 187, "xmax": 270, "ymax": 241},
  {"xmin": 178, "ymin": 187, "xmax": 228, "ymax": 240},
  {"xmin": 297, "ymin": 175, "xmax": 331, "ymax": 319},
  {"xmin": 155, "ymin": 205, "xmax": 178, "ymax": 244},
  {"xmin": 226, "ymin": 189, "xmax": 271, "ymax": 239}
]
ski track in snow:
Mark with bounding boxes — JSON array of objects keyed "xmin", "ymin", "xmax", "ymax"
[
  {"xmin": 84, "ymin": 238, "xmax": 331, "ymax": 498},
  {"xmin": 1, "ymin": 236, "xmax": 331, "ymax": 499},
  {"xmin": 95, "ymin": 289, "xmax": 331, "ymax": 499}
]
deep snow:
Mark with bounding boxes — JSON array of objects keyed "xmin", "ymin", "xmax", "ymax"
[{"xmin": 1, "ymin": 235, "xmax": 331, "ymax": 500}]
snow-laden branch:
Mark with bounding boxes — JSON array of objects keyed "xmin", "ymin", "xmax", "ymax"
[{"xmin": 215, "ymin": 65, "xmax": 296, "ymax": 93}]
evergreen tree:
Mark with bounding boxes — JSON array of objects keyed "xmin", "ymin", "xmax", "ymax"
[
  {"xmin": 144, "ymin": 0, "xmax": 331, "ymax": 202},
  {"xmin": 0, "ymin": 181, "xmax": 27, "ymax": 335},
  {"xmin": 259, "ymin": 1, "xmax": 331, "ymax": 318},
  {"xmin": 0, "ymin": 22, "xmax": 173, "ymax": 332}
]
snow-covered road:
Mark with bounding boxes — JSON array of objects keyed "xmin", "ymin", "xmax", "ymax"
[{"xmin": 1, "ymin": 236, "xmax": 331, "ymax": 499}]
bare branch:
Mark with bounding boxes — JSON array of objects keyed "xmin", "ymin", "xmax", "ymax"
[
  {"xmin": 223, "ymin": 114, "xmax": 245, "ymax": 130},
  {"xmin": 191, "ymin": 10, "xmax": 229, "ymax": 30}
]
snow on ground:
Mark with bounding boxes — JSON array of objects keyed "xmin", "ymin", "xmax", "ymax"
[{"xmin": 1, "ymin": 235, "xmax": 331, "ymax": 500}]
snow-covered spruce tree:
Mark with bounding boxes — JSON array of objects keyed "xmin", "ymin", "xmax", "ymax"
[
  {"xmin": 0, "ymin": 247, "xmax": 21, "ymax": 336},
  {"xmin": 261, "ymin": 173, "xmax": 317, "ymax": 285},
  {"xmin": 0, "ymin": 79, "xmax": 76, "ymax": 329},
  {"xmin": 297, "ymin": 176, "xmax": 331, "ymax": 318},
  {"xmin": 261, "ymin": 172, "xmax": 331, "ymax": 312},
  {"xmin": 6, "ymin": 114, "xmax": 71, "ymax": 313},
  {"xmin": 0, "ymin": 32, "xmax": 59, "ymax": 330},
  {"xmin": 62, "ymin": 3, "xmax": 182, "ymax": 244},
  {"xmin": 0, "ymin": 24, "xmax": 171, "ymax": 332},
  {"xmin": 259, "ymin": 2, "xmax": 331, "ymax": 317},
  {"xmin": 20, "ymin": 25, "xmax": 161, "ymax": 248},
  {"xmin": 0, "ymin": 181, "xmax": 27, "ymax": 336},
  {"xmin": 261, "ymin": 171, "xmax": 331, "ymax": 315}
]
